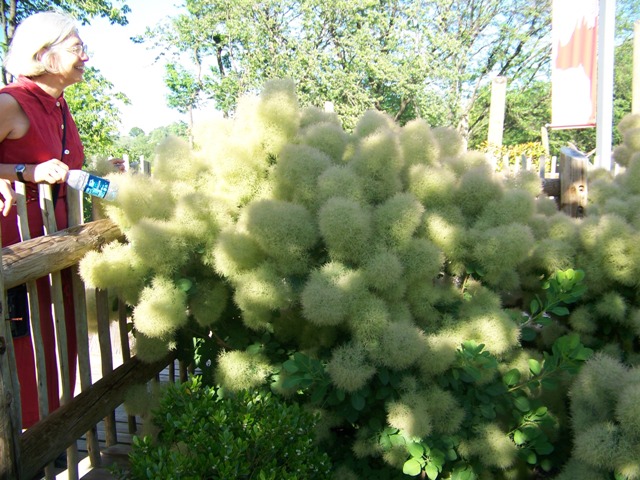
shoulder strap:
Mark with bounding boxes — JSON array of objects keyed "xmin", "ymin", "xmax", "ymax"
[{"xmin": 52, "ymin": 103, "xmax": 67, "ymax": 207}]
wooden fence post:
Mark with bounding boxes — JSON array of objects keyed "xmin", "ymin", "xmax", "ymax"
[
  {"xmin": 0, "ymin": 230, "xmax": 19, "ymax": 480},
  {"xmin": 559, "ymin": 147, "xmax": 588, "ymax": 218},
  {"xmin": 488, "ymin": 76, "xmax": 507, "ymax": 149}
]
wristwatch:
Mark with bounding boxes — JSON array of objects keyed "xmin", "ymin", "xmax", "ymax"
[{"xmin": 15, "ymin": 164, "xmax": 26, "ymax": 183}]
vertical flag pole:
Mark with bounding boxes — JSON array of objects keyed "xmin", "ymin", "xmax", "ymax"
[{"xmin": 595, "ymin": 0, "xmax": 616, "ymax": 170}]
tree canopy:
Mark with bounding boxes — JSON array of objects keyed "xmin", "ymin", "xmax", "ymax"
[
  {"xmin": 137, "ymin": 0, "xmax": 551, "ymax": 136},
  {"xmin": 64, "ymin": 66, "xmax": 130, "ymax": 157},
  {"xmin": 114, "ymin": 121, "xmax": 190, "ymax": 162},
  {"xmin": 136, "ymin": 0, "xmax": 639, "ymax": 157}
]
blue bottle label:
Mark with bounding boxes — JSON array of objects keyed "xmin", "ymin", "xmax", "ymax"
[{"xmin": 84, "ymin": 174, "xmax": 109, "ymax": 198}]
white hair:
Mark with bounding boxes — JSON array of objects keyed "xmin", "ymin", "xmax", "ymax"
[{"xmin": 4, "ymin": 11, "xmax": 79, "ymax": 77}]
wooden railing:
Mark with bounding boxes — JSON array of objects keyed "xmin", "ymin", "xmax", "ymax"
[{"xmin": 0, "ymin": 176, "xmax": 172, "ymax": 480}]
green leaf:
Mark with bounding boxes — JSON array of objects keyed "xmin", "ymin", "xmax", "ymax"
[
  {"xmin": 575, "ymin": 346, "xmax": 594, "ymax": 361},
  {"xmin": 534, "ymin": 441, "xmax": 554, "ymax": 455},
  {"xmin": 310, "ymin": 384, "xmax": 327, "ymax": 404},
  {"xmin": 282, "ymin": 374, "xmax": 305, "ymax": 390},
  {"xmin": 282, "ymin": 359, "xmax": 299, "ymax": 374},
  {"xmin": 446, "ymin": 448, "xmax": 457, "ymax": 461},
  {"xmin": 528, "ymin": 359, "xmax": 542, "ymax": 375},
  {"xmin": 379, "ymin": 431, "xmax": 393, "ymax": 450},
  {"xmin": 513, "ymin": 396, "xmax": 531, "ymax": 412},
  {"xmin": 451, "ymin": 465, "xmax": 474, "ymax": 480},
  {"xmin": 430, "ymin": 449, "xmax": 446, "ymax": 467},
  {"xmin": 461, "ymin": 366, "xmax": 482, "ymax": 383},
  {"xmin": 480, "ymin": 404, "xmax": 496, "ymax": 419},
  {"xmin": 521, "ymin": 327, "xmax": 537, "ymax": 341},
  {"xmin": 485, "ymin": 383, "xmax": 507, "ymax": 396},
  {"xmin": 390, "ymin": 433, "xmax": 406, "ymax": 447},
  {"xmin": 403, "ymin": 458, "xmax": 423, "ymax": 476},
  {"xmin": 503, "ymin": 368, "xmax": 521, "ymax": 386},
  {"xmin": 526, "ymin": 451, "xmax": 537, "ymax": 464},
  {"xmin": 176, "ymin": 278, "xmax": 193, "ymax": 292},
  {"xmin": 529, "ymin": 298, "xmax": 540, "ymax": 314},
  {"xmin": 556, "ymin": 269, "xmax": 568, "ymax": 283},
  {"xmin": 426, "ymin": 463, "xmax": 439, "ymax": 479},
  {"xmin": 513, "ymin": 430, "xmax": 526, "ymax": 445},
  {"xmin": 549, "ymin": 306, "xmax": 569, "ymax": 316},
  {"xmin": 521, "ymin": 426, "xmax": 541, "ymax": 440},
  {"xmin": 351, "ymin": 393, "xmax": 366, "ymax": 411},
  {"xmin": 535, "ymin": 406, "xmax": 548, "ymax": 417},
  {"xmin": 408, "ymin": 442, "xmax": 425, "ymax": 458}
]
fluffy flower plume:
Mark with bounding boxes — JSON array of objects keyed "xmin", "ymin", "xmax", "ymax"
[
  {"xmin": 132, "ymin": 276, "xmax": 188, "ymax": 338},
  {"xmin": 386, "ymin": 392, "xmax": 432, "ymax": 438},
  {"xmin": 272, "ymin": 144, "xmax": 332, "ymax": 209},
  {"xmin": 241, "ymin": 199, "xmax": 318, "ymax": 274},
  {"xmin": 318, "ymin": 197, "xmax": 372, "ymax": 264},
  {"xmin": 215, "ymin": 350, "xmax": 271, "ymax": 392},
  {"xmin": 326, "ymin": 342, "xmax": 376, "ymax": 392}
]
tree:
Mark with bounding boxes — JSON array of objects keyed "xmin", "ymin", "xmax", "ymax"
[
  {"xmin": 114, "ymin": 121, "xmax": 190, "ymax": 164},
  {"xmin": 64, "ymin": 66, "xmax": 130, "ymax": 158},
  {"xmin": 1, "ymin": 0, "xmax": 131, "ymax": 84},
  {"xmin": 137, "ymin": 0, "xmax": 550, "ymax": 135}
]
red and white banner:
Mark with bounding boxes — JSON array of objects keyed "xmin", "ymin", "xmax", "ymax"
[{"xmin": 551, "ymin": 0, "xmax": 598, "ymax": 129}]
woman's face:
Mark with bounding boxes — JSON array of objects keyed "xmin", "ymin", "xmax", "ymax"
[{"xmin": 50, "ymin": 34, "xmax": 89, "ymax": 87}]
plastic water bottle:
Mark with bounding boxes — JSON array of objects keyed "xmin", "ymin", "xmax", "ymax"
[{"xmin": 66, "ymin": 170, "xmax": 118, "ymax": 201}]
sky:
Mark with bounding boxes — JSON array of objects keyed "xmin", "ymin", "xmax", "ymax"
[{"xmin": 80, "ymin": 0, "xmax": 192, "ymax": 135}]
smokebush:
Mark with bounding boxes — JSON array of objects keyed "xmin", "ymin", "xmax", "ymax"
[{"xmin": 81, "ymin": 81, "xmax": 640, "ymax": 478}]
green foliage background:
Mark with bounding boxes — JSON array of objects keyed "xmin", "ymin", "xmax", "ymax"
[{"xmin": 80, "ymin": 81, "xmax": 640, "ymax": 478}]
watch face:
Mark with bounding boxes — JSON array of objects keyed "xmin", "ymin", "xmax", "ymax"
[{"xmin": 15, "ymin": 164, "xmax": 26, "ymax": 182}]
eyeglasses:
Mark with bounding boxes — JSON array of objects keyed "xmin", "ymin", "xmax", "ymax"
[{"xmin": 66, "ymin": 44, "xmax": 88, "ymax": 56}]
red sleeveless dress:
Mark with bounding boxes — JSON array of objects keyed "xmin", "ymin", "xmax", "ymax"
[{"xmin": 0, "ymin": 76, "xmax": 84, "ymax": 428}]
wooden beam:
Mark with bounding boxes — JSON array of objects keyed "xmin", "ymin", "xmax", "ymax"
[
  {"xmin": 19, "ymin": 354, "xmax": 173, "ymax": 480},
  {"xmin": 2, "ymin": 219, "xmax": 122, "ymax": 290}
]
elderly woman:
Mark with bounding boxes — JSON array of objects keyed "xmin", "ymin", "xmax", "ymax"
[{"xmin": 0, "ymin": 10, "xmax": 89, "ymax": 428}]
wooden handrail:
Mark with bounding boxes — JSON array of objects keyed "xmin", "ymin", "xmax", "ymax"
[
  {"xmin": 18, "ymin": 353, "xmax": 173, "ymax": 480},
  {"xmin": 2, "ymin": 218, "xmax": 122, "ymax": 289}
]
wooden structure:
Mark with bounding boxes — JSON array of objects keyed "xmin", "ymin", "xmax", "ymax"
[
  {"xmin": 0, "ymin": 161, "xmax": 175, "ymax": 480},
  {"xmin": 540, "ymin": 147, "xmax": 589, "ymax": 218}
]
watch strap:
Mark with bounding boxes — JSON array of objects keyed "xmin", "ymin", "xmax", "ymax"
[{"xmin": 15, "ymin": 164, "xmax": 26, "ymax": 183}]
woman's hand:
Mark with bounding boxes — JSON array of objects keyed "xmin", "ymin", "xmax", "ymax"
[
  {"xmin": 0, "ymin": 179, "xmax": 17, "ymax": 216},
  {"xmin": 33, "ymin": 159, "xmax": 69, "ymax": 184}
]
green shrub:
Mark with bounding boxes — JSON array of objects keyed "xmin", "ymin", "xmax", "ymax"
[
  {"xmin": 84, "ymin": 79, "xmax": 640, "ymax": 478},
  {"xmin": 120, "ymin": 377, "xmax": 332, "ymax": 480}
]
